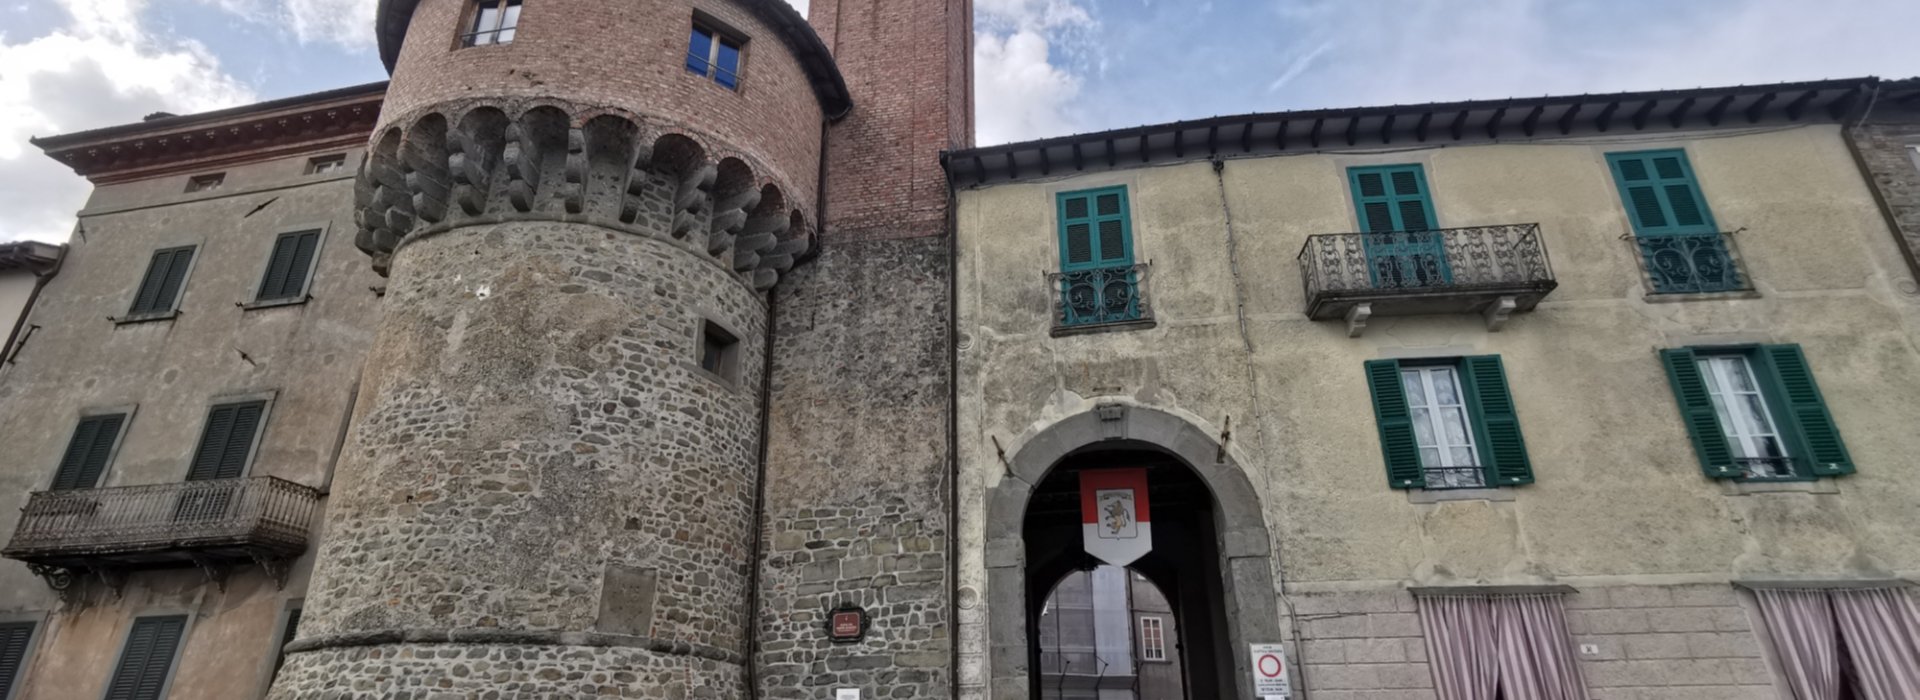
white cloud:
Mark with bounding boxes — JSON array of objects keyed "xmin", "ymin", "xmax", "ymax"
[
  {"xmin": 195, "ymin": 0, "xmax": 376, "ymax": 47},
  {"xmin": 972, "ymin": 0, "xmax": 1095, "ymax": 145},
  {"xmin": 0, "ymin": 0, "xmax": 254, "ymax": 242}
]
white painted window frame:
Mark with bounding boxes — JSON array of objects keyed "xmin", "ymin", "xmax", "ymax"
[
  {"xmin": 1137, "ymin": 615, "xmax": 1166, "ymax": 662},
  {"xmin": 1696, "ymin": 354, "xmax": 1790, "ymax": 478},
  {"xmin": 1401, "ymin": 366, "xmax": 1481, "ymax": 470}
]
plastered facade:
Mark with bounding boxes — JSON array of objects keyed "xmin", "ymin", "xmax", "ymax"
[{"xmin": 952, "ymin": 124, "xmax": 1920, "ymax": 698}]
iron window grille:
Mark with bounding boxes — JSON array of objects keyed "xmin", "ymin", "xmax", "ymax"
[
  {"xmin": 461, "ymin": 0, "xmax": 521, "ymax": 47},
  {"xmin": 1048, "ymin": 263, "xmax": 1153, "ymax": 332},
  {"xmin": 1630, "ymin": 230, "xmax": 1752, "ymax": 295}
]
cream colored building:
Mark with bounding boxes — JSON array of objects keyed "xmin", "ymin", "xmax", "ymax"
[{"xmin": 946, "ymin": 79, "xmax": 1920, "ymax": 699}]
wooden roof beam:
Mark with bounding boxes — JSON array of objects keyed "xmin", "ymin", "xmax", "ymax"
[
  {"xmin": 1557, "ymin": 103, "xmax": 1583, "ymax": 135},
  {"xmin": 1105, "ymin": 138, "xmax": 1116, "ymax": 167},
  {"xmin": 1745, "ymin": 92, "xmax": 1777, "ymax": 123},
  {"xmin": 1595, "ymin": 100, "xmax": 1621, "ymax": 132},
  {"xmin": 1784, "ymin": 90, "xmax": 1818, "ymax": 121},
  {"xmin": 1520, "ymin": 105, "xmax": 1544, "ymax": 137},
  {"xmin": 1038, "ymin": 146, "xmax": 1051, "ymax": 176},
  {"xmin": 1414, "ymin": 112, "xmax": 1433, "ymax": 142},
  {"xmin": 1449, "ymin": 109, "xmax": 1468, "ymax": 140},
  {"xmin": 1275, "ymin": 120, "xmax": 1289, "ymax": 150},
  {"xmin": 1071, "ymin": 142, "xmax": 1084, "ymax": 171},
  {"xmin": 1309, "ymin": 118, "xmax": 1323, "ymax": 148},
  {"xmin": 1380, "ymin": 113, "xmax": 1395, "ymax": 144},
  {"xmin": 1343, "ymin": 117, "xmax": 1358, "ymax": 147},
  {"xmin": 1828, "ymin": 88, "xmax": 1862, "ymax": 120},
  {"xmin": 1705, "ymin": 94, "xmax": 1737, "ymax": 126},
  {"xmin": 1485, "ymin": 106, "xmax": 1507, "ymax": 140},
  {"xmin": 1667, "ymin": 97, "xmax": 1695, "ymax": 128},
  {"xmin": 1630, "ymin": 100, "xmax": 1657, "ymax": 131}
]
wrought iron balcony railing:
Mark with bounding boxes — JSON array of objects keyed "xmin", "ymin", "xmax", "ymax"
[
  {"xmin": 1048, "ymin": 263, "xmax": 1153, "ymax": 334},
  {"xmin": 1297, "ymin": 224, "xmax": 1558, "ymax": 333},
  {"xmin": 3, "ymin": 476, "xmax": 319, "ymax": 590},
  {"xmin": 1632, "ymin": 231, "xmax": 1750, "ymax": 295}
]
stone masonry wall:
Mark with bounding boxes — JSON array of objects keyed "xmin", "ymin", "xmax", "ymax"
[
  {"xmin": 1289, "ymin": 585, "xmax": 1780, "ymax": 700},
  {"xmin": 1848, "ymin": 96, "xmax": 1920, "ymax": 283},
  {"xmin": 278, "ymin": 219, "xmax": 769, "ymax": 696},
  {"xmin": 756, "ymin": 236, "xmax": 953, "ymax": 699}
]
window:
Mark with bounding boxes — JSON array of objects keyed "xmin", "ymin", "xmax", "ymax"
[
  {"xmin": 1054, "ymin": 186, "xmax": 1145, "ymax": 328},
  {"xmin": 1365, "ymin": 356, "xmax": 1533, "ymax": 490},
  {"xmin": 1348, "ymin": 164, "xmax": 1448, "ymax": 288},
  {"xmin": 0, "ymin": 621, "xmax": 36, "ymax": 700},
  {"xmin": 462, "ymin": 0, "xmax": 521, "ymax": 46},
  {"xmin": 103, "ymin": 615, "xmax": 187, "ymax": 700},
  {"xmin": 269, "ymin": 607, "xmax": 301, "ymax": 684},
  {"xmin": 303, "ymin": 154, "xmax": 346, "ymax": 176},
  {"xmin": 184, "ymin": 173, "xmax": 223, "ymax": 193},
  {"xmin": 50, "ymin": 413, "xmax": 126, "ymax": 491},
  {"xmin": 127, "ymin": 246, "xmax": 196, "ymax": 318},
  {"xmin": 1661, "ymin": 344, "xmax": 1853, "ymax": 481},
  {"xmin": 1607, "ymin": 149, "xmax": 1742, "ymax": 294},
  {"xmin": 697, "ymin": 321, "xmax": 739, "ymax": 383},
  {"xmin": 686, "ymin": 23, "xmax": 743, "ymax": 90},
  {"xmin": 1138, "ymin": 616, "xmax": 1167, "ymax": 662},
  {"xmin": 187, "ymin": 401, "xmax": 267, "ymax": 482},
  {"xmin": 255, "ymin": 230, "xmax": 322, "ymax": 303}
]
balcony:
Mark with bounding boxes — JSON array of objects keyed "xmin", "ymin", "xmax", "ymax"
[
  {"xmin": 3, "ymin": 476, "xmax": 320, "ymax": 592},
  {"xmin": 1632, "ymin": 230, "xmax": 1752, "ymax": 296},
  {"xmin": 1298, "ymin": 224, "xmax": 1558, "ymax": 336},
  {"xmin": 1048, "ymin": 263, "xmax": 1155, "ymax": 336}
]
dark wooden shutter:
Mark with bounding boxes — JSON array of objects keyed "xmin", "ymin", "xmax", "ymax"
[
  {"xmin": 187, "ymin": 402, "xmax": 264, "ymax": 481},
  {"xmin": 1761, "ymin": 345, "xmax": 1854, "ymax": 476},
  {"xmin": 0, "ymin": 621, "xmax": 35, "ymax": 699},
  {"xmin": 1606, "ymin": 150, "xmax": 1716, "ymax": 236},
  {"xmin": 104, "ymin": 616, "xmax": 185, "ymax": 700},
  {"xmin": 1461, "ymin": 355, "xmax": 1534, "ymax": 486},
  {"xmin": 258, "ymin": 231, "xmax": 320, "ymax": 301},
  {"xmin": 271, "ymin": 608, "xmax": 301, "ymax": 680},
  {"xmin": 51, "ymin": 414, "xmax": 124, "ymax": 491},
  {"xmin": 1364, "ymin": 359, "xmax": 1425, "ymax": 489},
  {"xmin": 130, "ymin": 247, "xmax": 194, "ymax": 315},
  {"xmin": 1659, "ymin": 348, "xmax": 1740, "ymax": 479},
  {"xmin": 1349, "ymin": 165, "xmax": 1437, "ymax": 233}
]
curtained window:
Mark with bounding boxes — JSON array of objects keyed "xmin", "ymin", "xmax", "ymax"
[
  {"xmin": 1417, "ymin": 593, "xmax": 1590, "ymax": 700},
  {"xmin": 1749, "ymin": 587, "xmax": 1920, "ymax": 700}
]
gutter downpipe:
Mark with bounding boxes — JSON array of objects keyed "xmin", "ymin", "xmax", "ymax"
[
  {"xmin": 3, "ymin": 243, "xmax": 66, "ymax": 364},
  {"xmin": 942, "ymin": 149, "xmax": 962, "ymax": 700}
]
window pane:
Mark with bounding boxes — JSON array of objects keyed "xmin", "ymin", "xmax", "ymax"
[
  {"xmin": 1440, "ymin": 407, "xmax": 1470, "ymax": 444},
  {"xmin": 1739, "ymin": 394, "xmax": 1775, "ymax": 432},
  {"xmin": 1401, "ymin": 370, "xmax": 1426, "ymax": 406},
  {"xmin": 473, "ymin": 6, "xmax": 501, "ymax": 43},
  {"xmin": 498, "ymin": 3, "xmax": 520, "ymax": 41},
  {"xmin": 716, "ymin": 40, "xmax": 741, "ymax": 89},
  {"xmin": 1421, "ymin": 447, "xmax": 1443, "ymax": 466},
  {"xmin": 1411, "ymin": 408, "xmax": 1435, "ymax": 447},
  {"xmin": 1449, "ymin": 446, "xmax": 1477, "ymax": 466},
  {"xmin": 687, "ymin": 28, "xmax": 713, "ymax": 76},
  {"xmin": 1432, "ymin": 370, "xmax": 1459, "ymax": 405}
]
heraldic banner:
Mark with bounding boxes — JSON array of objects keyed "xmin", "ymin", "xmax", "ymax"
[{"xmin": 1079, "ymin": 467, "xmax": 1151, "ymax": 567}]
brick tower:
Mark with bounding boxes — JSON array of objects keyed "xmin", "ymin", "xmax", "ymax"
[
  {"xmin": 268, "ymin": 0, "xmax": 856, "ymax": 696},
  {"xmin": 751, "ymin": 0, "xmax": 972, "ymax": 697}
]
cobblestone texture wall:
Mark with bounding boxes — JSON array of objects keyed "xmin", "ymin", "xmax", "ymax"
[
  {"xmin": 1289, "ymin": 585, "xmax": 1780, "ymax": 700},
  {"xmin": 1848, "ymin": 92, "xmax": 1920, "ymax": 282},
  {"xmin": 278, "ymin": 218, "xmax": 768, "ymax": 695},
  {"xmin": 270, "ymin": 642, "xmax": 747, "ymax": 699},
  {"xmin": 756, "ymin": 236, "xmax": 953, "ymax": 699}
]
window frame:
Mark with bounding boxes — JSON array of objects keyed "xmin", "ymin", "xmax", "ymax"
[
  {"xmin": 1399, "ymin": 363, "xmax": 1485, "ymax": 488},
  {"xmin": 692, "ymin": 318, "xmax": 743, "ymax": 388},
  {"xmin": 1672, "ymin": 345, "xmax": 1830, "ymax": 482},
  {"xmin": 184, "ymin": 173, "xmax": 224, "ymax": 194},
  {"xmin": 460, "ymin": 0, "xmax": 522, "ymax": 47},
  {"xmin": 302, "ymin": 154, "xmax": 347, "ymax": 176},
  {"xmin": 1346, "ymin": 163, "xmax": 1440, "ymax": 233},
  {"xmin": 249, "ymin": 226, "xmax": 328, "ymax": 308},
  {"xmin": 122, "ymin": 245, "xmax": 199, "ymax": 322},
  {"xmin": 1366, "ymin": 355, "xmax": 1533, "ymax": 491},
  {"xmin": 1137, "ymin": 615, "xmax": 1167, "ymax": 663},
  {"xmin": 183, "ymin": 394, "xmax": 276, "ymax": 482},
  {"xmin": 48, "ymin": 408, "xmax": 136, "ymax": 491},
  {"xmin": 686, "ymin": 16, "xmax": 747, "ymax": 90},
  {"xmin": 100, "ymin": 613, "xmax": 192, "ymax": 700},
  {"xmin": 1050, "ymin": 185, "xmax": 1150, "ymax": 333}
]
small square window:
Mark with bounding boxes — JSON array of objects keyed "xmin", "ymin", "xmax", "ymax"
[
  {"xmin": 304, "ymin": 154, "xmax": 347, "ymax": 175},
  {"xmin": 686, "ymin": 22, "xmax": 744, "ymax": 90},
  {"xmin": 698, "ymin": 320, "xmax": 739, "ymax": 382},
  {"xmin": 185, "ymin": 173, "xmax": 224, "ymax": 193},
  {"xmin": 463, "ymin": 0, "xmax": 521, "ymax": 46}
]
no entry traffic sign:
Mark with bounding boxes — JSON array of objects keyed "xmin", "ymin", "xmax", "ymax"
[{"xmin": 1248, "ymin": 643, "xmax": 1293, "ymax": 698}]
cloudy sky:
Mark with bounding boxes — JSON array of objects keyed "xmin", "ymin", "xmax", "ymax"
[{"xmin": 4, "ymin": 0, "xmax": 1918, "ymax": 242}]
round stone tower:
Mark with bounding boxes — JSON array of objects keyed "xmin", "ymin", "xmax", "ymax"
[{"xmin": 268, "ymin": 0, "xmax": 848, "ymax": 696}]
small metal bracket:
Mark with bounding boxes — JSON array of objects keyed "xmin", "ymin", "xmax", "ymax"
[
  {"xmin": 1346, "ymin": 302, "xmax": 1372, "ymax": 338},
  {"xmin": 26, "ymin": 564, "xmax": 74, "ymax": 592}
]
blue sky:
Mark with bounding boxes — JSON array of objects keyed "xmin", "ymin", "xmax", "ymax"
[{"xmin": 3, "ymin": 0, "xmax": 1918, "ymax": 241}]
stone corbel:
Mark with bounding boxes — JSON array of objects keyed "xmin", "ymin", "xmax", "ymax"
[
  {"xmin": 1483, "ymin": 295, "xmax": 1518, "ymax": 332},
  {"xmin": 1345, "ymin": 302, "xmax": 1372, "ymax": 338}
]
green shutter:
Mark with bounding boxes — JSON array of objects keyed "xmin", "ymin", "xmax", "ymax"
[
  {"xmin": 1606, "ymin": 150, "xmax": 1717, "ymax": 236},
  {"xmin": 1460, "ymin": 356, "xmax": 1534, "ymax": 486},
  {"xmin": 1760, "ymin": 345, "xmax": 1854, "ymax": 476},
  {"xmin": 104, "ymin": 616, "xmax": 185, "ymax": 700},
  {"xmin": 130, "ymin": 247, "xmax": 194, "ymax": 315},
  {"xmin": 1659, "ymin": 348, "xmax": 1740, "ymax": 479},
  {"xmin": 187, "ymin": 402, "xmax": 263, "ymax": 481},
  {"xmin": 1349, "ymin": 165, "xmax": 1438, "ymax": 233},
  {"xmin": 51, "ymin": 414, "xmax": 124, "ymax": 491},
  {"xmin": 258, "ymin": 231, "xmax": 321, "ymax": 301},
  {"xmin": 1057, "ymin": 186, "xmax": 1133, "ymax": 271},
  {"xmin": 0, "ymin": 621, "xmax": 34, "ymax": 700},
  {"xmin": 1364, "ymin": 359, "xmax": 1425, "ymax": 489}
]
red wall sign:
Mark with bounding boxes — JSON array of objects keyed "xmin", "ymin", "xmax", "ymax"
[{"xmin": 828, "ymin": 605, "xmax": 867, "ymax": 643}]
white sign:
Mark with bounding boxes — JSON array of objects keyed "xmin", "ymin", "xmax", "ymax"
[
  {"xmin": 835, "ymin": 690, "xmax": 859, "ymax": 700},
  {"xmin": 1249, "ymin": 643, "xmax": 1293, "ymax": 698}
]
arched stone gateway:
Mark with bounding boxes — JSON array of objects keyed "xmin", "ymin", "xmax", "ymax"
[{"xmin": 984, "ymin": 405, "xmax": 1284, "ymax": 700}]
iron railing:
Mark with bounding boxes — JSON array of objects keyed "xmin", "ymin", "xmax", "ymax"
[
  {"xmin": 1049, "ymin": 263, "xmax": 1152, "ymax": 331},
  {"xmin": 1734, "ymin": 456, "xmax": 1800, "ymax": 480},
  {"xmin": 1423, "ymin": 466, "xmax": 1489, "ymax": 490},
  {"xmin": 3, "ymin": 477, "xmax": 319, "ymax": 563},
  {"xmin": 1633, "ymin": 231, "xmax": 1749, "ymax": 294},
  {"xmin": 1298, "ymin": 223, "xmax": 1556, "ymax": 301}
]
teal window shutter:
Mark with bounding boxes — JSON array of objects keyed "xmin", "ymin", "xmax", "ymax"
[
  {"xmin": 0, "ymin": 621, "xmax": 34, "ymax": 700},
  {"xmin": 1364, "ymin": 359, "xmax": 1425, "ymax": 489},
  {"xmin": 257, "ymin": 230, "xmax": 321, "ymax": 302},
  {"xmin": 1348, "ymin": 165, "xmax": 1437, "ymax": 233},
  {"xmin": 51, "ymin": 414, "xmax": 125, "ymax": 491},
  {"xmin": 1460, "ymin": 355, "xmax": 1534, "ymax": 486},
  {"xmin": 1057, "ymin": 186, "xmax": 1134, "ymax": 270},
  {"xmin": 1660, "ymin": 348, "xmax": 1741, "ymax": 479},
  {"xmin": 186, "ymin": 402, "xmax": 265, "ymax": 481},
  {"xmin": 104, "ymin": 616, "xmax": 186, "ymax": 700},
  {"xmin": 1760, "ymin": 344, "xmax": 1853, "ymax": 476},
  {"xmin": 1606, "ymin": 150, "xmax": 1717, "ymax": 236}
]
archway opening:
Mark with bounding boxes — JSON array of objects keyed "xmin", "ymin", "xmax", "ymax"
[
  {"xmin": 1023, "ymin": 445, "xmax": 1230, "ymax": 700},
  {"xmin": 1034, "ymin": 565, "xmax": 1188, "ymax": 700}
]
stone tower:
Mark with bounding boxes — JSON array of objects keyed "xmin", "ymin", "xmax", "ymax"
[{"xmin": 267, "ymin": 0, "xmax": 970, "ymax": 695}]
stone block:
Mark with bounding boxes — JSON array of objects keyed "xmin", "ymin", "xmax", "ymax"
[
  {"xmin": 1369, "ymin": 612, "xmax": 1424, "ymax": 638},
  {"xmin": 1624, "ymin": 633, "xmax": 1691, "ymax": 660},
  {"xmin": 1347, "ymin": 638, "xmax": 1407, "ymax": 663},
  {"xmin": 1687, "ymin": 631, "xmax": 1762, "ymax": 659},
  {"xmin": 1608, "ymin": 586, "xmax": 1676, "ymax": 608},
  {"xmin": 1646, "ymin": 607, "xmax": 1719, "ymax": 633},
  {"xmin": 1573, "ymin": 609, "xmax": 1651, "ymax": 635}
]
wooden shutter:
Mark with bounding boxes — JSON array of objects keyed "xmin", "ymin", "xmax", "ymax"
[
  {"xmin": 271, "ymin": 608, "xmax": 301, "ymax": 680},
  {"xmin": 104, "ymin": 616, "xmax": 186, "ymax": 700},
  {"xmin": 1057, "ymin": 187, "xmax": 1133, "ymax": 271},
  {"xmin": 187, "ymin": 402, "xmax": 264, "ymax": 481},
  {"xmin": 1659, "ymin": 348, "xmax": 1740, "ymax": 479},
  {"xmin": 1760, "ymin": 345, "xmax": 1854, "ymax": 476},
  {"xmin": 1606, "ymin": 150, "xmax": 1716, "ymax": 236},
  {"xmin": 1364, "ymin": 359, "xmax": 1425, "ymax": 489},
  {"xmin": 258, "ymin": 231, "xmax": 320, "ymax": 301},
  {"xmin": 1461, "ymin": 355, "xmax": 1534, "ymax": 486},
  {"xmin": 1349, "ymin": 165, "xmax": 1438, "ymax": 233},
  {"xmin": 51, "ymin": 414, "xmax": 124, "ymax": 491},
  {"xmin": 130, "ymin": 247, "xmax": 194, "ymax": 315},
  {"xmin": 0, "ymin": 621, "xmax": 34, "ymax": 700}
]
